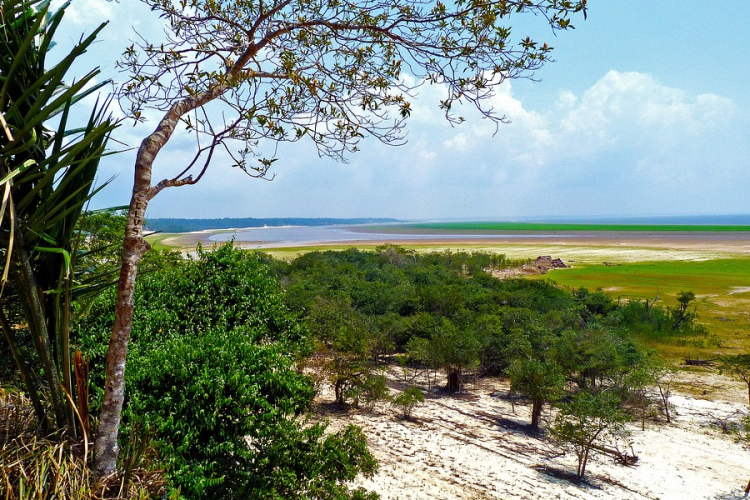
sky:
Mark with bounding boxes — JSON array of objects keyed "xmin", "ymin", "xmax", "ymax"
[{"xmin": 55, "ymin": 0, "xmax": 750, "ymax": 220}]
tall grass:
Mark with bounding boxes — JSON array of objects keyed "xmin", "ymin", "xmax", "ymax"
[{"xmin": 1, "ymin": 388, "xmax": 168, "ymax": 499}]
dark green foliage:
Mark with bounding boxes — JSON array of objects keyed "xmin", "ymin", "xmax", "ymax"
[
  {"xmin": 77, "ymin": 243, "xmax": 309, "ymax": 390},
  {"xmin": 75, "ymin": 244, "xmax": 377, "ymax": 499},
  {"xmin": 278, "ymin": 246, "xmax": 678, "ymax": 434},
  {"xmin": 573, "ymin": 288, "xmax": 616, "ymax": 319},
  {"xmin": 125, "ymin": 327, "xmax": 376, "ymax": 499}
]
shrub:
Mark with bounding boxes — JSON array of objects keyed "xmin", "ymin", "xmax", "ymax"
[
  {"xmin": 75, "ymin": 245, "xmax": 377, "ymax": 499},
  {"xmin": 391, "ymin": 386, "xmax": 425, "ymax": 419},
  {"xmin": 360, "ymin": 374, "xmax": 390, "ymax": 410},
  {"xmin": 126, "ymin": 326, "xmax": 377, "ymax": 499}
]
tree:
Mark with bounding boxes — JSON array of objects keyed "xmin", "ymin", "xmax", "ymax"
[
  {"xmin": 1, "ymin": 0, "xmax": 117, "ymax": 434},
  {"xmin": 406, "ymin": 318, "xmax": 480, "ymax": 393},
  {"xmin": 549, "ymin": 390, "xmax": 629, "ymax": 481},
  {"xmin": 671, "ymin": 290, "xmax": 696, "ymax": 330},
  {"xmin": 391, "ymin": 386, "xmax": 425, "ymax": 419},
  {"xmin": 76, "ymin": 244, "xmax": 378, "ymax": 498},
  {"xmin": 304, "ymin": 296, "xmax": 384, "ymax": 406},
  {"xmin": 96, "ymin": 0, "xmax": 588, "ymax": 473},
  {"xmin": 718, "ymin": 354, "xmax": 750, "ymax": 405},
  {"xmin": 505, "ymin": 328, "xmax": 564, "ymax": 429}
]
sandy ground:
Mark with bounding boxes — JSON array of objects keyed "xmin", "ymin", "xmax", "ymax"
[{"xmin": 320, "ymin": 367, "xmax": 750, "ymax": 500}]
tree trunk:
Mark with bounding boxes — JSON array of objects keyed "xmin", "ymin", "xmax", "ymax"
[
  {"xmin": 579, "ymin": 447, "xmax": 590, "ymax": 480},
  {"xmin": 658, "ymin": 384, "xmax": 671, "ymax": 423},
  {"xmin": 447, "ymin": 368, "xmax": 461, "ymax": 393},
  {"xmin": 530, "ymin": 398, "xmax": 543, "ymax": 429},
  {"xmin": 93, "ymin": 99, "xmax": 205, "ymax": 474},
  {"xmin": 92, "ymin": 55, "xmax": 251, "ymax": 476},
  {"xmin": 92, "ymin": 161, "xmax": 152, "ymax": 475}
]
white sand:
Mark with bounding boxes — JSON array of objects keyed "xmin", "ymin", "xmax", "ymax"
[{"xmin": 321, "ymin": 369, "xmax": 750, "ymax": 500}]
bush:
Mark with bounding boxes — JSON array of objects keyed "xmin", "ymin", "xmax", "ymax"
[
  {"xmin": 126, "ymin": 327, "xmax": 377, "ymax": 499},
  {"xmin": 75, "ymin": 245, "xmax": 377, "ymax": 499},
  {"xmin": 75, "ymin": 244, "xmax": 311, "ymax": 407},
  {"xmin": 391, "ymin": 386, "xmax": 425, "ymax": 419},
  {"xmin": 360, "ymin": 374, "xmax": 390, "ymax": 410}
]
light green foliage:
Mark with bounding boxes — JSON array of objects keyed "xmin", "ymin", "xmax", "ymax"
[
  {"xmin": 391, "ymin": 386, "xmax": 425, "ymax": 419},
  {"xmin": 549, "ymin": 391, "xmax": 630, "ymax": 481},
  {"xmin": 546, "ymin": 259, "xmax": 750, "ymax": 356}
]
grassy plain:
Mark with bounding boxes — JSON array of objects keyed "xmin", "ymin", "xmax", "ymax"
[{"xmin": 540, "ymin": 258, "xmax": 750, "ymax": 359}]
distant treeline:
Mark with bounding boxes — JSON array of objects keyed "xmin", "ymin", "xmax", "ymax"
[{"xmin": 145, "ymin": 217, "xmax": 400, "ymax": 233}]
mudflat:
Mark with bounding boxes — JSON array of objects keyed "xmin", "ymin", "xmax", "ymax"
[{"xmin": 155, "ymin": 228, "xmax": 750, "ymax": 262}]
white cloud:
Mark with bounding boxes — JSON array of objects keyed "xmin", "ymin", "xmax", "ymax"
[{"xmin": 54, "ymin": 0, "xmax": 114, "ymax": 26}]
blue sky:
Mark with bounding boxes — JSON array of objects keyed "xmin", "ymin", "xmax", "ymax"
[{"xmin": 57, "ymin": 1, "xmax": 750, "ymax": 220}]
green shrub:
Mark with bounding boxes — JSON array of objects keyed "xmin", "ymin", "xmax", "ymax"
[
  {"xmin": 75, "ymin": 245, "xmax": 377, "ymax": 499},
  {"xmin": 360, "ymin": 374, "xmax": 390, "ymax": 410},
  {"xmin": 126, "ymin": 327, "xmax": 377, "ymax": 499},
  {"xmin": 391, "ymin": 386, "xmax": 425, "ymax": 419},
  {"xmin": 75, "ymin": 244, "xmax": 310, "ymax": 407}
]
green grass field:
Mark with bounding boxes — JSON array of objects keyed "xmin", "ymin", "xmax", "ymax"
[
  {"xmin": 394, "ymin": 222, "xmax": 750, "ymax": 232},
  {"xmin": 540, "ymin": 258, "xmax": 750, "ymax": 359}
]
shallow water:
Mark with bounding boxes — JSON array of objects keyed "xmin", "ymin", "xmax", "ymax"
[{"xmin": 207, "ymin": 224, "xmax": 574, "ymax": 247}]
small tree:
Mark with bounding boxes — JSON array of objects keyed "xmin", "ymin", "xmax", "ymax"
[
  {"xmin": 549, "ymin": 391, "xmax": 629, "ymax": 481},
  {"xmin": 407, "ymin": 319, "xmax": 480, "ymax": 393},
  {"xmin": 306, "ymin": 297, "xmax": 382, "ymax": 406},
  {"xmin": 391, "ymin": 386, "xmax": 425, "ymax": 420},
  {"xmin": 671, "ymin": 290, "xmax": 696, "ymax": 330},
  {"xmin": 505, "ymin": 328, "xmax": 564, "ymax": 429},
  {"xmin": 650, "ymin": 361, "xmax": 677, "ymax": 424},
  {"xmin": 507, "ymin": 357, "xmax": 564, "ymax": 429},
  {"xmin": 718, "ymin": 354, "xmax": 750, "ymax": 405}
]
